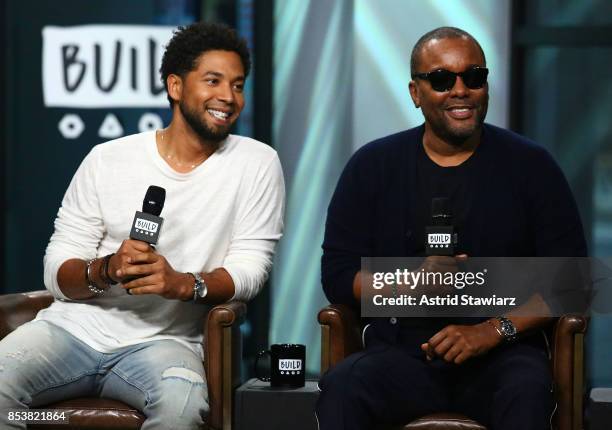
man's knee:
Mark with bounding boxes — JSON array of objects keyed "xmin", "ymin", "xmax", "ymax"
[
  {"xmin": 0, "ymin": 345, "xmax": 37, "ymax": 406},
  {"xmin": 146, "ymin": 366, "xmax": 209, "ymax": 428},
  {"xmin": 317, "ymin": 350, "xmax": 406, "ymax": 415},
  {"xmin": 490, "ymin": 377, "xmax": 553, "ymax": 430},
  {"xmin": 316, "ymin": 358, "xmax": 374, "ymax": 430},
  {"xmin": 318, "ymin": 353, "xmax": 375, "ymax": 398},
  {"xmin": 499, "ymin": 374, "xmax": 552, "ymax": 401}
]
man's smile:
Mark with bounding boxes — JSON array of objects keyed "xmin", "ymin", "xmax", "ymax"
[
  {"xmin": 207, "ymin": 108, "xmax": 233, "ymax": 124},
  {"xmin": 445, "ymin": 105, "xmax": 475, "ymax": 120}
]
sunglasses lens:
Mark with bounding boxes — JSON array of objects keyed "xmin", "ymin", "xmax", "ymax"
[
  {"xmin": 462, "ymin": 68, "xmax": 488, "ymax": 89},
  {"xmin": 427, "ymin": 70, "xmax": 456, "ymax": 92}
]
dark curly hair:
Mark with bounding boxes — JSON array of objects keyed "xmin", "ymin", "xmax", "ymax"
[{"xmin": 160, "ymin": 22, "xmax": 251, "ymax": 107}]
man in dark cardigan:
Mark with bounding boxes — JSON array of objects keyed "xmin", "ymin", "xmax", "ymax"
[{"xmin": 316, "ymin": 27, "xmax": 586, "ymax": 430}]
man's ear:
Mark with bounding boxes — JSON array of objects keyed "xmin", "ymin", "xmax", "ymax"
[
  {"xmin": 167, "ymin": 74, "xmax": 183, "ymax": 104},
  {"xmin": 409, "ymin": 80, "xmax": 420, "ymax": 108}
]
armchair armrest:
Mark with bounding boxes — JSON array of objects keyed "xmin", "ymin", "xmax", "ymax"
[
  {"xmin": 318, "ymin": 305, "xmax": 588, "ymax": 430},
  {"xmin": 204, "ymin": 301, "xmax": 246, "ymax": 430},
  {"xmin": 0, "ymin": 290, "xmax": 54, "ymax": 340},
  {"xmin": 318, "ymin": 304, "xmax": 362, "ymax": 374},
  {"xmin": 552, "ymin": 314, "xmax": 587, "ymax": 430},
  {"xmin": 0, "ymin": 291, "xmax": 245, "ymax": 430}
]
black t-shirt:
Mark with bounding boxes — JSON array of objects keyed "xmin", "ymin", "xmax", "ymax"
[
  {"xmin": 399, "ymin": 142, "xmax": 479, "ymax": 342},
  {"xmin": 413, "ymin": 142, "xmax": 476, "ymax": 256}
]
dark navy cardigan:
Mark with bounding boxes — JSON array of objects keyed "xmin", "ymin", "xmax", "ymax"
[{"xmin": 321, "ymin": 124, "xmax": 587, "ymax": 342}]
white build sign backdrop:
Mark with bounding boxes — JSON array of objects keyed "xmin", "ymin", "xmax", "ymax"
[{"xmin": 42, "ymin": 25, "xmax": 174, "ymax": 139}]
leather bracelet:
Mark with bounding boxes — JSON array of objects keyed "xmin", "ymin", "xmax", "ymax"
[
  {"xmin": 86, "ymin": 258, "xmax": 107, "ymax": 295},
  {"xmin": 100, "ymin": 253, "xmax": 116, "ymax": 285}
]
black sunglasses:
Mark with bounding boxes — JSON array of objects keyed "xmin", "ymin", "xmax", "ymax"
[{"xmin": 412, "ymin": 66, "xmax": 489, "ymax": 92}]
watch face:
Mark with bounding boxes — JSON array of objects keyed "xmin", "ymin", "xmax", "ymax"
[
  {"xmin": 197, "ymin": 283, "xmax": 207, "ymax": 298},
  {"xmin": 193, "ymin": 274, "xmax": 207, "ymax": 298},
  {"xmin": 500, "ymin": 319, "xmax": 517, "ymax": 336}
]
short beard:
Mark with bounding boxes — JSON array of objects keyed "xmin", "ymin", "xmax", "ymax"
[
  {"xmin": 432, "ymin": 104, "xmax": 487, "ymax": 148},
  {"xmin": 179, "ymin": 101, "xmax": 231, "ymax": 144},
  {"xmin": 438, "ymin": 125, "xmax": 479, "ymax": 147}
]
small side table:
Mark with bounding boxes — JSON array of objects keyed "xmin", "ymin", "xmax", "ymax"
[
  {"xmin": 589, "ymin": 388, "xmax": 612, "ymax": 429},
  {"xmin": 234, "ymin": 378, "xmax": 320, "ymax": 430}
]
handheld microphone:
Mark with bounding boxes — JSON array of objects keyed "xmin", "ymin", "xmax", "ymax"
[
  {"xmin": 129, "ymin": 185, "xmax": 166, "ymax": 245},
  {"xmin": 425, "ymin": 197, "xmax": 458, "ymax": 256}
]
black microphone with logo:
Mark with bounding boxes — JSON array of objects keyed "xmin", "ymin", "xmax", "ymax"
[
  {"xmin": 130, "ymin": 185, "xmax": 166, "ymax": 246},
  {"xmin": 425, "ymin": 197, "xmax": 458, "ymax": 256},
  {"xmin": 123, "ymin": 186, "xmax": 166, "ymax": 286},
  {"xmin": 423, "ymin": 197, "xmax": 461, "ymax": 319}
]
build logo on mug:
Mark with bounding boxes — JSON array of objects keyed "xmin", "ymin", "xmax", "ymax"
[{"xmin": 255, "ymin": 344, "xmax": 305, "ymax": 388}]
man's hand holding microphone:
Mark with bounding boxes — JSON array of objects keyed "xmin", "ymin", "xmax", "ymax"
[
  {"xmin": 107, "ymin": 185, "xmax": 195, "ymax": 301},
  {"xmin": 108, "ymin": 239, "xmax": 193, "ymax": 301},
  {"xmin": 419, "ymin": 197, "xmax": 504, "ymax": 364}
]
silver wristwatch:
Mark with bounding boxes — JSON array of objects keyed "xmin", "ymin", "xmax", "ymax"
[
  {"xmin": 497, "ymin": 317, "xmax": 517, "ymax": 342},
  {"xmin": 190, "ymin": 272, "xmax": 208, "ymax": 302}
]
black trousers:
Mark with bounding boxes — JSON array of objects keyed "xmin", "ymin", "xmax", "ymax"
[{"xmin": 316, "ymin": 326, "xmax": 554, "ymax": 430}]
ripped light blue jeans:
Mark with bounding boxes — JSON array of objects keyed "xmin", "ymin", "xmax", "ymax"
[{"xmin": 0, "ymin": 320, "xmax": 209, "ymax": 429}]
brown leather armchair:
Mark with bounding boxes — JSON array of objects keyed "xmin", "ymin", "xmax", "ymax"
[
  {"xmin": 0, "ymin": 290, "xmax": 246, "ymax": 430},
  {"xmin": 318, "ymin": 304, "xmax": 587, "ymax": 430}
]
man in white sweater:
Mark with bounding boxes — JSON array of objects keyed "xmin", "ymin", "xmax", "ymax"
[{"xmin": 0, "ymin": 22, "xmax": 284, "ymax": 429}]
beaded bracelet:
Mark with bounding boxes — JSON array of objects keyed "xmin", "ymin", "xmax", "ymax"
[{"xmin": 86, "ymin": 258, "xmax": 107, "ymax": 295}]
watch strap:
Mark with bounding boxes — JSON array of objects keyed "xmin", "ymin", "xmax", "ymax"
[{"xmin": 486, "ymin": 319, "xmax": 503, "ymax": 339}]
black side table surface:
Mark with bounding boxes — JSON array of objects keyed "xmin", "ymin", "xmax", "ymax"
[{"xmin": 234, "ymin": 378, "xmax": 320, "ymax": 430}]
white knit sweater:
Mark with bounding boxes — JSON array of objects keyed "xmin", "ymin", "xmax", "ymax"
[{"xmin": 37, "ymin": 131, "xmax": 285, "ymax": 357}]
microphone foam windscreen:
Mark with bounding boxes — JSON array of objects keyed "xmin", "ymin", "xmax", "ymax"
[
  {"xmin": 431, "ymin": 197, "xmax": 451, "ymax": 217},
  {"xmin": 142, "ymin": 185, "xmax": 166, "ymax": 216}
]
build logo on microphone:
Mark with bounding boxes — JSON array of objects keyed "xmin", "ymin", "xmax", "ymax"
[
  {"xmin": 134, "ymin": 218, "xmax": 159, "ymax": 236},
  {"xmin": 130, "ymin": 211, "xmax": 163, "ymax": 244},
  {"xmin": 428, "ymin": 233, "xmax": 451, "ymax": 248}
]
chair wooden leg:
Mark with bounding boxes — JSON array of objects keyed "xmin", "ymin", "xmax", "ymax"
[
  {"xmin": 320, "ymin": 325, "xmax": 331, "ymax": 375},
  {"xmin": 223, "ymin": 326, "xmax": 232, "ymax": 430},
  {"xmin": 573, "ymin": 333, "xmax": 584, "ymax": 430}
]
